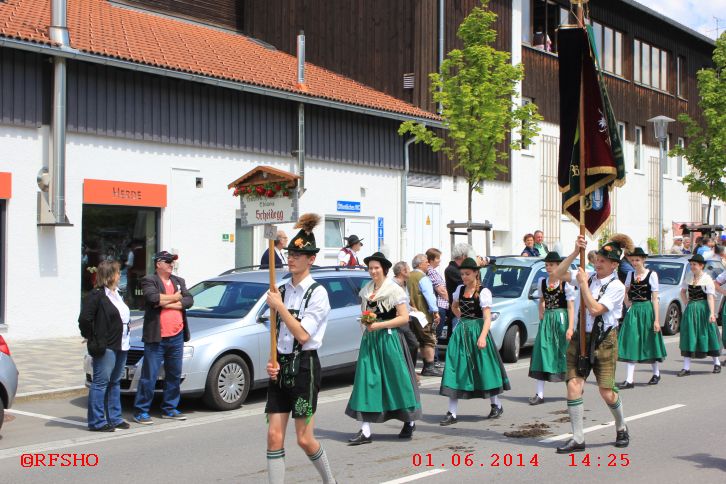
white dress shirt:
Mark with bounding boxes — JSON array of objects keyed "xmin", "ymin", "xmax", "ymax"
[
  {"xmin": 105, "ymin": 287, "xmax": 131, "ymax": 351},
  {"xmin": 275, "ymin": 247, "xmax": 287, "ymax": 265},
  {"xmin": 277, "ymin": 275, "xmax": 331, "ymax": 354},
  {"xmin": 569, "ymin": 270, "xmax": 625, "ymax": 332}
]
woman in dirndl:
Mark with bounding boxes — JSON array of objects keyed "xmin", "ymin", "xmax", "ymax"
[
  {"xmin": 678, "ymin": 254, "xmax": 722, "ymax": 376},
  {"xmin": 716, "ymin": 270, "xmax": 726, "ymax": 364},
  {"xmin": 527, "ymin": 252, "xmax": 575, "ymax": 405},
  {"xmin": 345, "ymin": 252, "xmax": 422, "ymax": 445},
  {"xmin": 617, "ymin": 247, "xmax": 667, "ymax": 387},
  {"xmin": 439, "ymin": 258, "xmax": 510, "ymax": 426}
]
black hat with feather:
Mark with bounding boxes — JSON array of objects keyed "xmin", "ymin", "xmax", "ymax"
[{"xmin": 287, "ymin": 213, "xmax": 321, "ymax": 254}]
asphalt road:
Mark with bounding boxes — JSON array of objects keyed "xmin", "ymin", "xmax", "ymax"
[{"xmin": 1, "ymin": 335, "xmax": 725, "ymax": 483}]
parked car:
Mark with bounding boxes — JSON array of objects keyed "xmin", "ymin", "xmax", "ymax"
[
  {"xmin": 644, "ymin": 255, "xmax": 725, "ymax": 335},
  {"xmin": 85, "ymin": 267, "xmax": 370, "ymax": 410},
  {"xmin": 464, "ymin": 257, "xmax": 580, "ymax": 363},
  {"xmin": 0, "ymin": 335, "xmax": 19, "ymax": 433}
]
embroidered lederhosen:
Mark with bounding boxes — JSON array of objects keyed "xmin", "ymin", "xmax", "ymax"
[
  {"xmin": 687, "ymin": 284, "xmax": 707, "ymax": 301},
  {"xmin": 573, "ymin": 276, "xmax": 615, "ymax": 370},
  {"xmin": 276, "ymin": 282, "xmax": 320, "ymax": 389},
  {"xmin": 628, "ymin": 271, "xmax": 653, "ymax": 302},
  {"xmin": 542, "ymin": 279, "xmax": 567, "ymax": 310}
]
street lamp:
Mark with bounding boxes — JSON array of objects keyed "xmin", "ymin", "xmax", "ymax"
[{"xmin": 647, "ymin": 115, "xmax": 675, "ymax": 254}]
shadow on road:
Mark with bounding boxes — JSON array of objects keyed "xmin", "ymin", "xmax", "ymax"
[{"xmin": 676, "ymin": 453, "xmax": 726, "ymax": 472}]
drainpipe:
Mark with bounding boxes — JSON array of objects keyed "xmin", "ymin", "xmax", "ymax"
[
  {"xmin": 438, "ymin": 0, "xmax": 444, "ymax": 114},
  {"xmin": 296, "ymin": 31, "xmax": 306, "ymax": 194},
  {"xmin": 39, "ymin": 0, "xmax": 71, "ymax": 225},
  {"xmin": 401, "ymin": 137, "xmax": 415, "ymax": 260}
]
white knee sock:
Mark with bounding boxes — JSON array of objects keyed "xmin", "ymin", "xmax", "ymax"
[
  {"xmin": 308, "ymin": 445, "xmax": 335, "ymax": 484},
  {"xmin": 567, "ymin": 398, "xmax": 585, "ymax": 444},
  {"xmin": 683, "ymin": 357, "xmax": 691, "ymax": 370},
  {"xmin": 360, "ymin": 422, "xmax": 371, "ymax": 438},
  {"xmin": 267, "ymin": 449, "xmax": 285, "ymax": 484},
  {"xmin": 490, "ymin": 395, "xmax": 501, "ymax": 407},
  {"xmin": 608, "ymin": 396, "xmax": 627, "ymax": 432},
  {"xmin": 626, "ymin": 363, "xmax": 635, "ymax": 383},
  {"xmin": 536, "ymin": 380, "xmax": 545, "ymax": 398},
  {"xmin": 651, "ymin": 361, "xmax": 660, "ymax": 376},
  {"xmin": 448, "ymin": 397, "xmax": 458, "ymax": 418},
  {"xmin": 713, "ymin": 357, "xmax": 721, "ymax": 366}
]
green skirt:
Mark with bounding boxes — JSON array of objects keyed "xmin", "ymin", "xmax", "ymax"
[
  {"xmin": 723, "ymin": 303, "xmax": 726, "ymax": 347},
  {"xmin": 679, "ymin": 300, "xmax": 722, "ymax": 358},
  {"xmin": 345, "ymin": 327, "xmax": 422, "ymax": 423},
  {"xmin": 529, "ymin": 308, "xmax": 569, "ymax": 382},
  {"xmin": 439, "ymin": 318, "xmax": 511, "ymax": 399},
  {"xmin": 618, "ymin": 301, "xmax": 667, "ymax": 363}
]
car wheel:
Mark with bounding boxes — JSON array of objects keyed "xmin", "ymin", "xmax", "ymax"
[
  {"xmin": 203, "ymin": 354, "xmax": 250, "ymax": 411},
  {"xmin": 501, "ymin": 325, "xmax": 521, "ymax": 363},
  {"xmin": 0, "ymin": 405, "xmax": 4, "ymax": 432},
  {"xmin": 663, "ymin": 303, "xmax": 681, "ymax": 335}
]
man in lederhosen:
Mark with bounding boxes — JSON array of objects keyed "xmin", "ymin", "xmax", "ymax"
[
  {"xmin": 552, "ymin": 234, "xmax": 631, "ymax": 453},
  {"xmin": 264, "ymin": 214, "xmax": 336, "ymax": 484}
]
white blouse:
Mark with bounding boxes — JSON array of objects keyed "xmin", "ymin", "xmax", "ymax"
[
  {"xmin": 105, "ymin": 287, "xmax": 131, "ymax": 351},
  {"xmin": 452, "ymin": 285, "xmax": 493, "ymax": 308},
  {"xmin": 682, "ymin": 272, "xmax": 715, "ymax": 296},
  {"xmin": 535, "ymin": 277, "xmax": 576, "ymax": 301},
  {"xmin": 624, "ymin": 271, "xmax": 660, "ymax": 292}
]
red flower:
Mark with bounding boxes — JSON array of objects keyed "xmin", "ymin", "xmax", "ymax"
[
  {"xmin": 282, "ymin": 191, "xmax": 290, "ymax": 197},
  {"xmin": 274, "ymin": 184, "xmax": 282, "ymax": 191},
  {"xmin": 266, "ymin": 189, "xmax": 275, "ymax": 197},
  {"xmin": 255, "ymin": 185, "xmax": 265, "ymax": 195}
]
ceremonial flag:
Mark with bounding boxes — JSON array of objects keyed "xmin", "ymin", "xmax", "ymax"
[{"xmin": 558, "ymin": 26, "xmax": 625, "ymax": 236}]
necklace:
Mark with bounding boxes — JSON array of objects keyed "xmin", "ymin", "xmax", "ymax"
[
  {"xmin": 634, "ymin": 270, "xmax": 646, "ymax": 284},
  {"xmin": 546, "ymin": 278, "xmax": 559, "ymax": 292}
]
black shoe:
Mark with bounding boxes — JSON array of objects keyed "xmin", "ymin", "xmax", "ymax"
[
  {"xmin": 713, "ymin": 365, "xmax": 721, "ymax": 374},
  {"xmin": 619, "ymin": 381, "xmax": 635, "ymax": 389},
  {"xmin": 439, "ymin": 412, "xmax": 458, "ymax": 426},
  {"xmin": 487, "ymin": 404, "xmax": 503, "ymax": 419},
  {"xmin": 677, "ymin": 369, "xmax": 691, "ymax": 377},
  {"xmin": 615, "ymin": 427, "xmax": 630, "ymax": 448},
  {"xmin": 434, "ymin": 362, "xmax": 445, "ymax": 368},
  {"xmin": 399, "ymin": 422, "xmax": 415, "ymax": 439},
  {"xmin": 647, "ymin": 375, "xmax": 661, "ymax": 385},
  {"xmin": 528, "ymin": 395, "xmax": 544, "ymax": 405},
  {"xmin": 347, "ymin": 431, "xmax": 372, "ymax": 446},
  {"xmin": 113, "ymin": 421, "xmax": 131, "ymax": 429},
  {"xmin": 88, "ymin": 424, "xmax": 115, "ymax": 432},
  {"xmin": 421, "ymin": 363, "xmax": 443, "ymax": 377},
  {"xmin": 556, "ymin": 439, "xmax": 586, "ymax": 454}
]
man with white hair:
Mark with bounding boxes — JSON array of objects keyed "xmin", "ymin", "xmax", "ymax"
[
  {"xmin": 669, "ymin": 236, "xmax": 685, "ymax": 255},
  {"xmin": 445, "ymin": 243, "xmax": 473, "ymax": 334},
  {"xmin": 407, "ymin": 254, "xmax": 441, "ymax": 376}
]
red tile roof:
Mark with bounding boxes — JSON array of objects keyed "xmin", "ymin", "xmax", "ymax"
[{"xmin": 0, "ymin": 0, "xmax": 439, "ymax": 121}]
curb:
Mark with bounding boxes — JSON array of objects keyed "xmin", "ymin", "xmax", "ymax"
[{"xmin": 14, "ymin": 386, "xmax": 88, "ymax": 404}]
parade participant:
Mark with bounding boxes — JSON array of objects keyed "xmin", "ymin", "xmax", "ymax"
[
  {"xmin": 715, "ymin": 270, "xmax": 726, "ymax": 360},
  {"xmin": 346, "ymin": 252, "xmax": 421, "ymax": 445},
  {"xmin": 426, "ymin": 248, "xmax": 449, "ymax": 367},
  {"xmin": 527, "ymin": 252, "xmax": 575, "ymax": 405},
  {"xmin": 682, "ymin": 236, "xmax": 692, "ymax": 254},
  {"xmin": 439, "ymin": 258, "xmax": 510, "ymax": 426},
  {"xmin": 617, "ymin": 248, "xmax": 666, "ymax": 387},
  {"xmin": 338, "ymin": 234, "xmax": 363, "ymax": 267},
  {"xmin": 264, "ymin": 214, "xmax": 336, "ymax": 484},
  {"xmin": 445, "ymin": 243, "xmax": 473, "ymax": 335},
  {"xmin": 392, "ymin": 261, "xmax": 422, "ymax": 378},
  {"xmin": 260, "ymin": 231, "xmax": 288, "ymax": 269},
  {"xmin": 408, "ymin": 254, "xmax": 442, "ymax": 376},
  {"xmin": 677, "ymin": 254, "xmax": 722, "ymax": 376},
  {"xmin": 551, "ymin": 234, "xmax": 630, "ymax": 453}
]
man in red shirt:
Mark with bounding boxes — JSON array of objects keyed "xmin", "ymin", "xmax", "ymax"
[{"xmin": 133, "ymin": 251, "xmax": 193, "ymax": 425}]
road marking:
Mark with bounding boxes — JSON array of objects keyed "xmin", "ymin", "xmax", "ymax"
[
  {"xmin": 16, "ymin": 385, "xmax": 86, "ymax": 398},
  {"xmin": 380, "ymin": 469, "xmax": 447, "ymax": 483},
  {"xmin": 6, "ymin": 409, "xmax": 88, "ymax": 428},
  {"xmin": 539, "ymin": 403, "xmax": 686, "ymax": 443}
]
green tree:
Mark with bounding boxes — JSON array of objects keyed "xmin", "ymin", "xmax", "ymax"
[
  {"xmin": 670, "ymin": 32, "xmax": 726, "ymax": 224},
  {"xmin": 399, "ymin": 0, "xmax": 541, "ymax": 226}
]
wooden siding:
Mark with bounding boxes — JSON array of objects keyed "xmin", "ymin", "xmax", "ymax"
[
  {"xmin": 0, "ymin": 47, "xmax": 48, "ymax": 128},
  {"xmin": 118, "ymin": 0, "xmax": 243, "ymax": 30}
]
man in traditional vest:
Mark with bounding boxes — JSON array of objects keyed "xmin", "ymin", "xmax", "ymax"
[
  {"xmin": 407, "ymin": 254, "xmax": 442, "ymax": 377},
  {"xmin": 338, "ymin": 234, "xmax": 363, "ymax": 266},
  {"xmin": 265, "ymin": 213, "xmax": 335, "ymax": 484}
]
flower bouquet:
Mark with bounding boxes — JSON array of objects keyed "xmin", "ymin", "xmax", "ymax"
[{"xmin": 360, "ymin": 310, "xmax": 377, "ymax": 326}]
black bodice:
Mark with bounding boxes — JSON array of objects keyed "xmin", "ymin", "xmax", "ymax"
[
  {"xmin": 628, "ymin": 271, "xmax": 653, "ymax": 302},
  {"xmin": 541, "ymin": 279, "xmax": 567, "ymax": 310},
  {"xmin": 366, "ymin": 299, "xmax": 397, "ymax": 320},
  {"xmin": 459, "ymin": 288, "xmax": 483, "ymax": 319},
  {"xmin": 687, "ymin": 284, "xmax": 707, "ymax": 301}
]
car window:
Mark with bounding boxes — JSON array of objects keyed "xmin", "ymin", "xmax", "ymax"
[
  {"xmin": 188, "ymin": 281, "xmax": 268, "ymax": 319},
  {"xmin": 480, "ymin": 265, "xmax": 532, "ymax": 298},
  {"xmin": 350, "ymin": 276, "xmax": 371, "ymax": 292},
  {"xmin": 704, "ymin": 261, "xmax": 724, "ymax": 280},
  {"xmin": 644, "ymin": 261, "xmax": 685, "ymax": 286},
  {"xmin": 530, "ymin": 268, "xmax": 547, "ymax": 295},
  {"xmin": 319, "ymin": 277, "xmax": 361, "ymax": 309}
]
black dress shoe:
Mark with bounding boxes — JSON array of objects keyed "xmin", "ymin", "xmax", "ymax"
[
  {"xmin": 556, "ymin": 439, "xmax": 586, "ymax": 454},
  {"xmin": 615, "ymin": 427, "xmax": 630, "ymax": 448},
  {"xmin": 421, "ymin": 364, "xmax": 443, "ymax": 377},
  {"xmin": 647, "ymin": 375, "xmax": 661, "ymax": 385},
  {"xmin": 347, "ymin": 431, "xmax": 372, "ymax": 446},
  {"xmin": 528, "ymin": 395, "xmax": 544, "ymax": 405},
  {"xmin": 399, "ymin": 422, "xmax": 415, "ymax": 439},
  {"xmin": 677, "ymin": 369, "xmax": 691, "ymax": 377},
  {"xmin": 713, "ymin": 365, "xmax": 721, "ymax": 374},
  {"xmin": 88, "ymin": 424, "xmax": 115, "ymax": 432},
  {"xmin": 619, "ymin": 381, "xmax": 635, "ymax": 389},
  {"xmin": 113, "ymin": 421, "xmax": 131, "ymax": 429},
  {"xmin": 487, "ymin": 404, "xmax": 503, "ymax": 419},
  {"xmin": 439, "ymin": 412, "xmax": 458, "ymax": 426}
]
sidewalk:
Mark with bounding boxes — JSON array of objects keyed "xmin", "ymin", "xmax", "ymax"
[{"xmin": 6, "ymin": 337, "xmax": 87, "ymax": 397}]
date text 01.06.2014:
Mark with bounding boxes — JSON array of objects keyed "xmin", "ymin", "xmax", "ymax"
[{"xmin": 412, "ymin": 453, "xmax": 540, "ymax": 468}]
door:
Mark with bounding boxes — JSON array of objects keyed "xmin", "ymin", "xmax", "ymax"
[
  {"xmin": 406, "ymin": 201, "xmax": 441, "ymax": 260},
  {"xmin": 345, "ymin": 218, "xmax": 375, "ymax": 261}
]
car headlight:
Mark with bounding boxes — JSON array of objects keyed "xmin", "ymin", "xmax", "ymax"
[
  {"xmin": 490, "ymin": 312, "xmax": 500, "ymax": 321},
  {"xmin": 183, "ymin": 346, "xmax": 194, "ymax": 359}
]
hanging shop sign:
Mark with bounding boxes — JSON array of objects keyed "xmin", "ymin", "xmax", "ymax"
[
  {"xmin": 228, "ymin": 166, "xmax": 300, "ymax": 226},
  {"xmin": 0, "ymin": 172, "xmax": 11, "ymax": 199},
  {"xmin": 83, "ymin": 179, "xmax": 167, "ymax": 207}
]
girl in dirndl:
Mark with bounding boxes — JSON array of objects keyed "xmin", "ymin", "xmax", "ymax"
[
  {"xmin": 527, "ymin": 252, "xmax": 575, "ymax": 405},
  {"xmin": 439, "ymin": 258, "xmax": 510, "ymax": 426},
  {"xmin": 678, "ymin": 254, "xmax": 722, "ymax": 376},
  {"xmin": 617, "ymin": 247, "xmax": 667, "ymax": 388},
  {"xmin": 345, "ymin": 252, "xmax": 422, "ymax": 445},
  {"xmin": 715, "ymin": 270, "xmax": 726, "ymax": 364}
]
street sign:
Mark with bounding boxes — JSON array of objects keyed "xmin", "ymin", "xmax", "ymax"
[
  {"xmin": 377, "ymin": 217, "xmax": 384, "ymax": 251},
  {"xmin": 264, "ymin": 224, "xmax": 278, "ymax": 240},
  {"xmin": 337, "ymin": 201, "xmax": 361, "ymax": 213},
  {"xmin": 240, "ymin": 195, "xmax": 298, "ymax": 226}
]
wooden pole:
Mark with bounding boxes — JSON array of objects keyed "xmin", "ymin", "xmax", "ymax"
[
  {"xmin": 576, "ymin": 2, "xmax": 588, "ymax": 359},
  {"xmin": 268, "ymin": 238, "xmax": 278, "ymax": 380}
]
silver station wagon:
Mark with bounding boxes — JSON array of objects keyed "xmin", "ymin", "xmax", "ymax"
[{"xmin": 85, "ymin": 267, "xmax": 370, "ymax": 410}]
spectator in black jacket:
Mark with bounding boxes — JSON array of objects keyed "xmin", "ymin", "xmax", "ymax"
[
  {"xmin": 133, "ymin": 251, "xmax": 193, "ymax": 425},
  {"xmin": 445, "ymin": 243, "xmax": 474, "ymax": 334},
  {"xmin": 78, "ymin": 260, "xmax": 131, "ymax": 432},
  {"xmin": 260, "ymin": 231, "xmax": 288, "ymax": 269}
]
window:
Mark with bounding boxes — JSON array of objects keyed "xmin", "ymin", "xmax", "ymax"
[
  {"xmin": 702, "ymin": 204, "xmax": 710, "ymax": 223},
  {"xmin": 635, "ymin": 39, "xmax": 668, "ymax": 91},
  {"xmin": 676, "ymin": 137, "xmax": 685, "ymax": 177},
  {"xmin": 589, "ymin": 21, "xmax": 623, "ymax": 75},
  {"xmin": 634, "ymin": 126, "xmax": 643, "ymax": 170},
  {"xmin": 592, "ymin": 22, "xmax": 603, "ymax": 66},
  {"xmin": 677, "ymin": 56, "xmax": 686, "ymax": 97},
  {"xmin": 523, "ymin": 1, "xmax": 566, "ymax": 53},
  {"xmin": 318, "ymin": 278, "xmax": 361, "ymax": 309},
  {"xmin": 618, "ymin": 122, "xmax": 626, "ymax": 145},
  {"xmin": 324, "ymin": 218, "xmax": 344, "ymax": 248},
  {"xmin": 615, "ymin": 32, "xmax": 623, "ymax": 76},
  {"xmin": 715, "ymin": 206, "xmax": 721, "ymax": 225},
  {"xmin": 187, "ymin": 281, "xmax": 267, "ymax": 319}
]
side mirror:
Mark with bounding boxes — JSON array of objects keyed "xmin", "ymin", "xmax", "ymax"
[{"xmin": 257, "ymin": 315, "xmax": 270, "ymax": 324}]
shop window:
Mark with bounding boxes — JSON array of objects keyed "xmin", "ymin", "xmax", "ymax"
[
  {"xmin": 81, "ymin": 205, "xmax": 159, "ymax": 311},
  {"xmin": 522, "ymin": 1, "xmax": 566, "ymax": 53},
  {"xmin": 324, "ymin": 218, "xmax": 344, "ymax": 248},
  {"xmin": 634, "ymin": 126, "xmax": 643, "ymax": 171}
]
